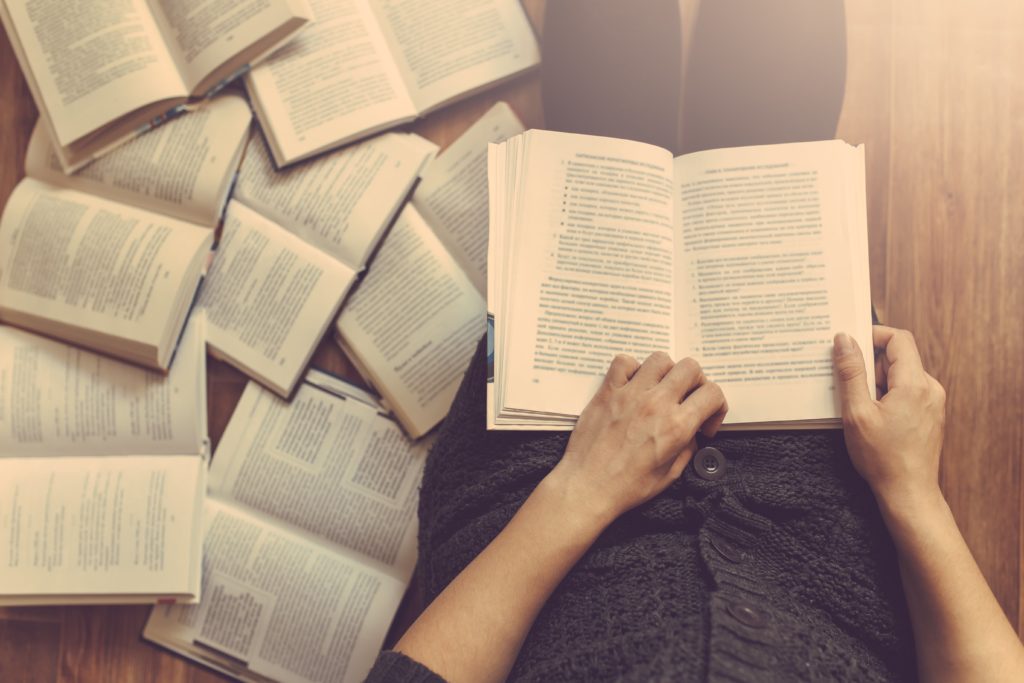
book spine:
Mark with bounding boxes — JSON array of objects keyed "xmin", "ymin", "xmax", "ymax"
[{"xmin": 204, "ymin": 64, "xmax": 252, "ymax": 99}]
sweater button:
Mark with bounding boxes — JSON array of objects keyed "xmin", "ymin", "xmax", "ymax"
[
  {"xmin": 694, "ymin": 447, "xmax": 726, "ymax": 481},
  {"xmin": 727, "ymin": 603, "xmax": 768, "ymax": 629}
]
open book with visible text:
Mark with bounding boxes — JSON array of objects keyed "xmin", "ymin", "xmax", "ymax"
[
  {"xmin": 0, "ymin": 94, "xmax": 252, "ymax": 370},
  {"xmin": 336, "ymin": 102, "xmax": 524, "ymax": 438},
  {"xmin": 198, "ymin": 130, "xmax": 437, "ymax": 397},
  {"xmin": 0, "ymin": 315, "xmax": 208, "ymax": 606},
  {"xmin": 247, "ymin": 0, "xmax": 539, "ymax": 166},
  {"xmin": 144, "ymin": 370, "xmax": 427, "ymax": 683},
  {"xmin": 0, "ymin": 0, "xmax": 312, "ymax": 171},
  {"xmin": 488, "ymin": 132, "xmax": 875, "ymax": 430}
]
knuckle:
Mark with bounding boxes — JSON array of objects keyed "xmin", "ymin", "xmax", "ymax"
[
  {"xmin": 611, "ymin": 353, "xmax": 637, "ymax": 370},
  {"xmin": 677, "ymin": 356, "xmax": 701, "ymax": 376},
  {"xmin": 899, "ymin": 329, "xmax": 917, "ymax": 346},
  {"xmin": 836, "ymin": 359, "xmax": 864, "ymax": 382}
]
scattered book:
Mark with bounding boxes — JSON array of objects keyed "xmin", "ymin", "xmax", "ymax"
[
  {"xmin": 144, "ymin": 370, "xmax": 427, "ymax": 683},
  {"xmin": 198, "ymin": 131, "xmax": 437, "ymax": 398},
  {"xmin": 336, "ymin": 101, "xmax": 524, "ymax": 437},
  {"xmin": 0, "ymin": 315, "xmax": 208, "ymax": 606},
  {"xmin": 0, "ymin": 0, "xmax": 312, "ymax": 171},
  {"xmin": 0, "ymin": 95, "xmax": 254, "ymax": 369},
  {"xmin": 247, "ymin": 0, "xmax": 540, "ymax": 165},
  {"xmin": 25, "ymin": 93, "xmax": 253, "ymax": 228},
  {"xmin": 487, "ymin": 132, "xmax": 875, "ymax": 430}
]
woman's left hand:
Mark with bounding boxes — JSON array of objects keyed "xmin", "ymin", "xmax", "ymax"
[{"xmin": 549, "ymin": 352, "xmax": 729, "ymax": 525}]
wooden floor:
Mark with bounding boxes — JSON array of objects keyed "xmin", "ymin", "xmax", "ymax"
[{"xmin": 0, "ymin": 1, "xmax": 1021, "ymax": 680}]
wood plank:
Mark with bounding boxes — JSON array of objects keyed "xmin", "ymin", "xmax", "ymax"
[
  {"xmin": 883, "ymin": 0, "xmax": 1024, "ymax": 624},
  {"xmin": 0, "ymin": 616, "xmax": 62, "ymax": 683}
]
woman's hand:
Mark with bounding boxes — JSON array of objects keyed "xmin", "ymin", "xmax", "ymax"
[
  {"xmin": 547, "ymin": 352, "xmax": 728, "ymax": 525},
  {"xmin": 832, "ymin": 326, "xmax": 946, "ymax": 507}
]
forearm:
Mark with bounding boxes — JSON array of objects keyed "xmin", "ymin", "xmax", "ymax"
[
  {"xmin": 395, "ymin": 469, "xmax": 613, "ymax": 683},
  {"xmin": 877, "ymin": 487, "xmax": 1024, "ymax": 682}
]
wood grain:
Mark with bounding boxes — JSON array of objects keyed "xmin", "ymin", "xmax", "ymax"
[{"xmin": 0, "ymin": 0, "xmax": 1021, "ymax": 679}]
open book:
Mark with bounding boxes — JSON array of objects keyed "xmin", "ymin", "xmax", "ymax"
[
  {"xmin": 488, "ymin": 132, "xmax": 875, "ymax": 430},
  {"xmin": 198, "ymin": 131, "xmax": 437, "ymax": 397},
  {"xmin": 0, "ymin": 315, "xmax": 208, "ymax": 606},
  {"xmin": 336, "ymin": 102, "xmax": 524, "ymax": 438},
  {"xmin": 246, "ymin": 0, "xmax": 539, "ymax": 165},
  {"xmin": 0, "ymin": 94, "xmax": 251, "ymax": 370},
  {"xmin": 0, "ymin": 0, "xmax": 311, "ymax": 171},
  {"xmin": 144, "ymin": 370, "xmax": 427, "ymax": 683}
]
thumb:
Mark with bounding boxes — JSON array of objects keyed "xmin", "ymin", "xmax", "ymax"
[{"xmin": 833, "ymin": 333, "xmax": 872, "ymax": 414}]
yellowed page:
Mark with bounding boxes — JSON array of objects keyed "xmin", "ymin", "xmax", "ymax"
[
  {"xmin": 245, "ymin": 0, "xmax": 417, "ymax": 165},
  {"xmin": 672, "ymin": 140, "xmax": 875, "ymax": 425},
  {"xmin": 26, "ymin": 94, "xmax": 252, "ymax": 226},
  {"xmin": 144, "ymin": 498, "xmax": 409, "ymax": 683},
  {"xmin": 499, "ymin": 131, "xmax": 677, "ymax": 418},
  {"xmin": 336, "ymin": 205, "xmax": 485, "ymax": 438},
  {"xmin": 234, "ymin": 130, "xmax": 434, "ymax": 268},
  {"xmin": 149, "ymin": 0, "xmax": 310, "ymax": 92},
  {"xmin": 3, "ymin": 0, "xmax": 186, "ymax": 146},
  {"xmin": 371, "ymin": 0, "xmax": 540, "ymax": 113},
  {"xmin": 209, "ymin": 380, "xmax": 424, "ymax": 578},
  {"xmin": 412, "ymin": 100, "xmax": 524, "ymax": 294},
  {"xmin": 0, "ymin": 318, "xmax": 205, "ymax": 457},
  {"xmin": 0, "ymin": 179, "xmax": 213, "ymax": 358},
  {"xmin": 0, "ymin": 454, "xmax": 204, "ymax": 599},
  {"xmin": 200, "ymin": 200, "xmax": 357, "ymax": 397}
]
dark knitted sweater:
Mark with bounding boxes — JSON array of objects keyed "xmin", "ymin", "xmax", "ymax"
[{"xmin": 366, "ymin": 338, "xmax": 917, "ymax": 682}]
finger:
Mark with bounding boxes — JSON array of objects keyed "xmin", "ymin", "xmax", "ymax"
[
  {"xmin": 833, "ymin": 333, "xmax": 874, "ymax": 415},
  {"xmin": 872, "ymin": 326, "xmax": 928, "ymax": 388},
  {"xmin": 677, "ymin": 381, "xmax": 728, "ymax": 439},
  {"xmin": 631, "ymin": 351, "xmax": 675, "ymax": 389},
  {"xmin": 658, "ymin": 357, "xmax": 704, "ymax": 401},
  {"xmin": 604, "ymin": 354, "xmax": 641, "ymax": 389}
]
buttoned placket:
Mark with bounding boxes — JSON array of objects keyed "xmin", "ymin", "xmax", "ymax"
[{"xmin": 689, "ymin": 443, "xmax": 782, "ymax": 682}]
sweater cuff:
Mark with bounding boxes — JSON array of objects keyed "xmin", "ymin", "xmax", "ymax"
[{"xmin": 364, "ymin": 650, "xmax": 446, "ymax": 683}]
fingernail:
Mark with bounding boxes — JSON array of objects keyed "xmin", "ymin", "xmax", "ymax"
[{"xmin": 835, "ymin": 333, "xmax": 854, "ymax": 354}]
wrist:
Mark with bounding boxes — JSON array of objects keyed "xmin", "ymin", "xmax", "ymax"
[
  {"xmin": 535, "ymin": 465, "xmax": 620, "ymax": 539},
  {"xmin": 873, "ymin": 482, "xmax": 948, "ymax": 529}
]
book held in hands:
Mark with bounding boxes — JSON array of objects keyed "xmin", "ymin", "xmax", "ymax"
[
  {"xmin": 488, "ymin": 132, "xmax": 875, "ymax": 430},
  {"xmin": 0, "ymin": 0, "xmax": 312, "ymax": 171}
]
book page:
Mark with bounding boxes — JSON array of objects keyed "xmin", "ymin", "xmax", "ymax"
[
  {"xmin": 26, "ymin": 94, "xmax": 252, "ymax": 227},
  {"xmin": 0, "ymin": 316, "xmax": 205, "ymax": 458},
  {"xmin": 144, "ymin": 499, "xmax": 407, "ymax": 683},
  {"xmin": 245, "ymin": 0, "xmax": 417, "ymax": 165},
  {"xmin": 673, "ymin": 141, "xmax": 875, "ymax": 425},
  {"xmin": 412, "ymin": 101, "xmax": 523, "ymax": 294},
  {"xmin": 336, "ymin": 205, "xmax": 485, "ymax": 438},
  {"xmin": 149, "ymin": 0, "xmax": 309, "ymax": 93},
  {"xmin": 200, "ymin": 200, "xmax": 357, "ymax": 397},
  {"xmin": 498, "ymin": 131, "xmax": 677, "ymax": 417},
  {"xmin": 371, "ymin": 0, "xmax": 540, "ymax": 113},
  {"xmin": 0, "ymin": 179, "xmax": 213, "ymax": 358},
  {"xmin": 0, "ymin": 454, "xmax": 204, "ymax": 598},
  {"xmin": 2, "ymin": 0, "xmax": 187, "ymax": 146},
  {"xmin": 210, "ymin": 380, "xmax": 424, "ymax": 579},
  {"xmin": 234, "ymin": 131, "xmax": 435, "ymax": 269}
]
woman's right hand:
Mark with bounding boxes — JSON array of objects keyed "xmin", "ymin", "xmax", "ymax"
[
  {"xmin": 548, "ymin": 352, "xmax": 728, "ymax": 526},
  {"xmin": 831, "ymin": 326, "xmax": 947, "ymax": 507}
]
